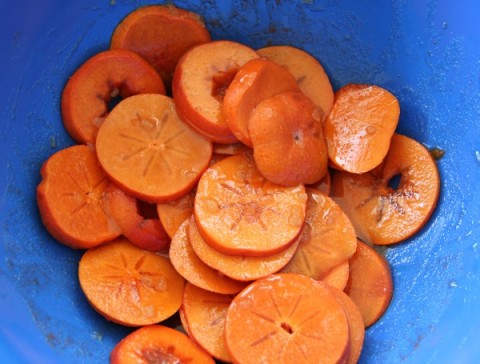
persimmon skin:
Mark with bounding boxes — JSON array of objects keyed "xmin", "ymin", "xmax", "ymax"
[
  {"xmin": 110, "ymin": 324, "xmax": 214, "ymax": 364},
  {"xmin": 37, "ymin": 145, "xmax": 121, "ymax": 249},
  {"xmin": 172, "ymin": 40, "xmax": 259, "ymax": 144},
  {"xmin": 324, "ymin": 84, "xmax": 400, "ymax": 174},
  {"xmin": 61, "ymin": 49, "xmax": 165, "ymax": 145},
  {"xmin": 110, "ymin": 4, "xmax": 211, "ymax": 89},
  {"xmin": 223, "ymin": 57, "xmax": 300, "ymax": 146},
  {"xmin": 331, "ymin": 133, "xmax": 440, "ymax": 245},
  {"xmin": 248, "ymin": 90, "xmax": 328, "ymax": 186}
]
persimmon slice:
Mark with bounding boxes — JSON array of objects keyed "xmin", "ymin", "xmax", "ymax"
[
  {"xmin": 307, "ymin": 168, "xmax": 331, "ymax": 196},
  {"xmin": 156, "ymin": 189, "xmax": 196, "ymax": 239},
  {"xmin": 182, "ymin": 283, "xmax": 234, "ymax": 362},
  {"xmin": 345, "ymin": 240, "xmax": 393, "ymax": 327},
  {"xmin": 110, "ymin": 4, "xmax": 211, "ymax": 88},
  {"xmin": 320, "ymin": 261, "xmax": 350, "ymax": 291},
  {"xmin": 78, "ymin": 238, "xmax": 185, "ymax": 326},
  {"xmin": 172, "ymin": 40, "xmax": 259, "ymax": 143},
  {"xmin": 225, "ymin": 273, "xmax": 350, "ymax": 364},
  {"xmin": 281, "ymin": 188, "xmax": 357, "ymax": 280},
  {"xmin": 248, "ymin": 90, "xmax": 328, "ymax": 186},
  {"xmin": 36, "ymin": 145, "xmax": 121, "ymax": 249},
  {"xmin": 169, "ymin": 220, "xmax": 247, "ymax": 294},
  {"xmin": 110, "ymin": 324, "xmax": 214, "ymax": 364},
  {"xmin": 189, "ymin": 217, "xmax": 299, "ymax": 281},
  {"xmin": 331, "ymin": 133, "xmax": 440, "ymax": 245},
  {"xmin": 223, "ymin": 57, "xmax": 299, "ymax": 146},
  {"xmin": 95, "ymin": 94, "xmax": 212, "ymax": 203},
  {"xmin": 257, "ymin": 45, "xmax": 334, "ymax": 116},
  {"xmin": 61, "ymin": 49, "xmax": 165, "ymax": 144},
  {"xmin": 105, "ymin": 184, "xmax": 170, "ymax": 252},
  {"xmin": 328, "ymin": 286, "xmax": 365, "ymax": 364},
  {"xmin": 324, "ymin": 83, "xmax": 400, "ymax": 174},
  {"xmin": 194, "ymin": 154, "xmax": 307, "ymax": 256}
]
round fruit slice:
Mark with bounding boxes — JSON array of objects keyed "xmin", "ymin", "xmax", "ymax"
[
  {"xmin": 345, "ymin": 240, "xmax": 393, "ymax": 327},
  {"xmin": 61, "ymin": 49, "xmax": 165, "ymax": 144},
  {"xmin": 331, "ymin": 133, "xmax": 440, "ymax": 245},
  {"xmin": 248, "ymin": 90, "xmax": 328, "ymax": 186},
  {"xmin": 169, "ymin": 219, "xmax": 247, "ymax": 294},
  {"xmin": 182, "ymin": 283, "xmax": 234, "ymax": 362},
  {"xmin": 257, "ymin": 45, "xmax": 334, "ymax": 116},
  {"xmin": 281, "ymin": 188, "xmax": 357, "ymax": 279},
  {"xmin": 324, "ymin": 83, "xmax": 400, "ymax": 174},
  {"xmin": 172, "ymin": 40, "xmax": 259, "ymax": 143},
  {"xmin": 223, "ymin": 57, "xmax": 299, "ymax": 146},
  {"xmin": 96, "ymin": 94, "xmax": 212, "ymax": 203},
  {"xmin": 36, "ymin": 145, "xmax": 121, "ymax": 249},
  {"xmin": 194, "ymin": 154, "xmax": 307, "ymax": 256},
  {"xmin": 110, "ymin": 324, "xmax": 214, "ymax": 364},
  {"xmin": 156, "ymin": 188, "xmax": 196, "ymax": 239},
  {"xmin": 225, "ymin": 273, "xmax": 350, "ymax": 364},
  {"xmin": 78, "ymin": 238, "xmax": 185, "ymax": 326},
  {"xmin": 189, "ymin": 217, "xmax": 300, "ymax": 281},
  {"xmin": 110, "ymin": 4, "xmax": 211, "ymax": 88}
]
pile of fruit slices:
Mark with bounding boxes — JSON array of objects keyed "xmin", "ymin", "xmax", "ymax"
[{"xmin": 36, "ymin": 4, "xmax": 441, "ymax": 364}]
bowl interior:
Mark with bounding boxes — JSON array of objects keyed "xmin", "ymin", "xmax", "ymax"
[{"xmin": 1, "ymin": 1, "xmax": 480, "ymax": 363}]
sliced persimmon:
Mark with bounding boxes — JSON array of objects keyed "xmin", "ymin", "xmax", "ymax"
[
  {"xmin": 307, "ymin": 168, "xmax": 331, "ymax": 196},
  {"xmin": 257, "ymin": 45, "xmax": 334, "ymax": 116},
  {"xmin": 328, "ymin": 286, "xmax": 365, "ymax": 364},
  {"xmin": 110, "ymin": 324, "xmax": 214, "ymax": 364},
  {"xmin": 225, "ymin": 273, "xmax": 350, "ymax": 364},
  {"xmin": 320, "ymin": 260, "xmax": 350, "ymax": 291},
  {"xmin": 78, "ymin": 238, "xmax": 185, "ymax": 326},
  {"xmin": 194, "ymin": 154, "xmax": 307, "ymax": 256},
  {"xmin": 156, "ymin": 188, "xmax": 196, "ymax": 239},
  {"xmin": 331, "ymin": 133, "xmax": 440, "ymax": 245},
  {"xmin": 212, "ymin": 142, "xmax": 252, "ymax": 157},
  {"xmin": 248, "ymin": 90, "xmax": 328, "ymax": 186},
  {"xmin": 169, "ymin": 219, "xmax": 247, "ymax": 294},
  {"xmin": 105, "ymin": 184, "xmax": 170, "ymax": 252},
  {"xmin": 344, "ymin": 240, "xmax": 393, "ymax": 327},
  {"xmin": 36, "ymin": 145, "xmax": 121, "ymax": 249},
  {"xmin": 95, "ymin": 94, "xmax": 212, "ymax": 203},
  {"xmin": 172, "ymin": 40, "xmax": 259, "ymax": 143},
  {"xmin": 324, "ymin": 83, "xmax": 400, "ymax": 174},
  {"xmin": 223, "ymin": 57, "xmax": 299, "ymax": 146},
  {"xmin": 110, "ymin": 4, "xmax": 211, "ymax": 88},
  {"xmin": 281, "ymin": 188, "xmax": 357, "ymax": 280},
  {"xmin": 61, "ymin": 49, "xmax": 165, "ymax": 145},
  {"xmin": 182, "ymin": 282, "xmax": 234, "ymax": 362},
  {"xmin": 189, "ymin": 217, "xmax": 299, "ymax": 281}
]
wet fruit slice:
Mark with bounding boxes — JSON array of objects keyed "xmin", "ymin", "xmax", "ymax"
[
  {"xmin": 345, "ymin": 240, "xmax": 393, "ymax": 327},
  {"xmin": 248, "ymin": 90, "xmax": 328, "ymax": 186},
  {"xmin": 225, "ymin": 273, "xmax": 350, "ymax": 364},
  {"xmin": 110, "ymin": 4, "xmax": 211, "ymax": 88},
  {"xmin": 36, "ymin": 145, "xmax": 121, "ymax": 249},
  {"xmin": 61, "ymin": 49, "xmax": 165, "ymax": 144},
  {"xmin": 105, "ymin": 184, "xmax": 170, "ymax": 252},
  {"xmin": 110, "ymin": 324, "xmax": 214, "ymax": 363},
  {"xmin": 324, "ymin": 84, "xmax": 400, "ymax": 174},
  {"xmin": 182, "ymin": 282, "xmax": 234, "ymax": 362},
  {"xmin": 78, "ymin": 238, "xmax": 185, "ymax": 326},
  {"xmin": 223, "ymin": 57, "xmax": 299, "ymax": 146},
  {"xmin": 331, "ymin": 133, "xmax": 440, "ymax": 245},
  {"xmin": 156, "ymin": 189, "xmax": 196, "ymax": 239},
  {"xmin": 169, "ymin": 219, "xmax": 247, "ymax": 294},
  {"xmin": 172, "ymin": 40, "xmax": 259, "ymax": 143},
  {"xmin": 281, "ymin": 188, "xmax": 357, "ymax": 279},
  {"xmin": 194, "ymin": 154, "xmax": 307, "ymax": 256},
  {"xmin": 95, "ymin": 94, "xmax": 212, "ymax": 203},
  {"xmin": 320, "ymin": 261, "xmax": 350, "ymax": 291},
  {"xmin": 189, "ymin": 217, "xmax": 300, "ymax": 281},
  {"xmin": 257, "ymin": 45, "xmax": 334, "ymax": 116}
]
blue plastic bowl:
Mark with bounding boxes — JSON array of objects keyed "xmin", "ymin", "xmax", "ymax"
[{"xmin": 1, "ymin": 1, "xmax": 479, "ymax": 363}]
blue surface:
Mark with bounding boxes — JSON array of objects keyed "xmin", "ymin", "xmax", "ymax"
[{"xmin": 1, "ymin": 0, "xmax": 479, "ymax": 363}]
